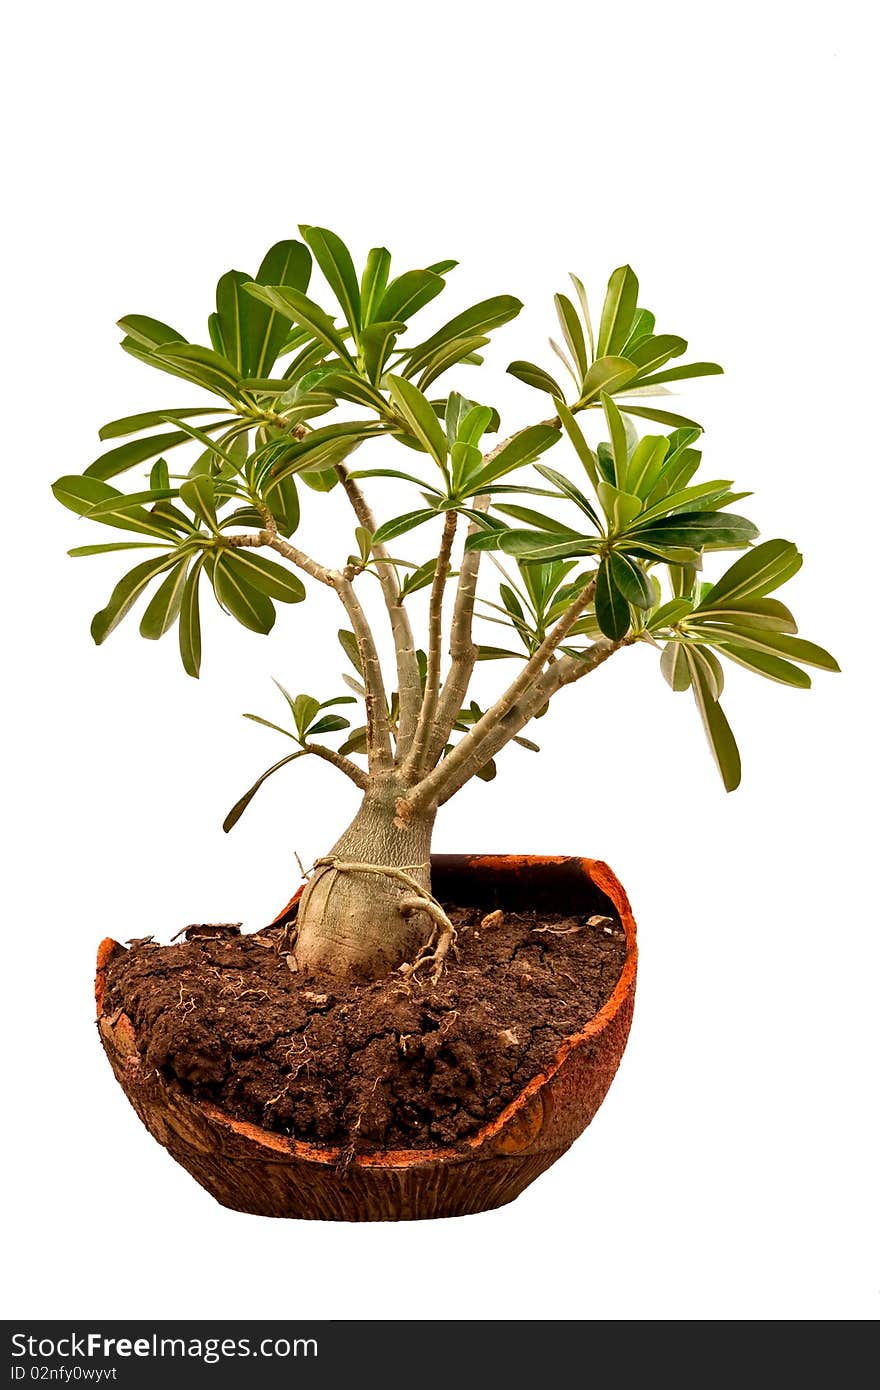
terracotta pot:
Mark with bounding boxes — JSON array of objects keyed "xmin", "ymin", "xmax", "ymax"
[{"xmin": 96, "ymin": 854, "xmax": 637, "ymax": 1221}]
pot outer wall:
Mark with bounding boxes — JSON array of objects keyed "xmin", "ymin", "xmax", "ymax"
[{"xmin": 96, "ymin": 855, "xmax": 638, "ymax": 1222}]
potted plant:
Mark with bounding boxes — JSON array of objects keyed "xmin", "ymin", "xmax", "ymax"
[{"xmin": 57, "ymin": 227, "xmax": 837, "ymax": 1221}]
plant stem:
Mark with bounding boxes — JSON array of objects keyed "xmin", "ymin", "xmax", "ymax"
[
  {"xmin": 425, "ymin": 494, "xmax": 490, "ymax": 767},
  {"xmin": 403, "ymin": 577, "xmax": 600, "ymax": 812},
  {"xmin": 400, "ymin": 510, "xmax": 458, "ymax": 782},
  {"xmin": 226, "ymin": 521, "xmax": 393, "ymax": 772},
  {"xmin": 303, "ymin": 742, "xmax": 370, "ymax": 790},
  {"xmin": 435, "ymin": 637, "xmax": 629, "ymax": 803},
  {"xmin": 333, "ymin": 462, "xmax": 421, "ymax": 759}
]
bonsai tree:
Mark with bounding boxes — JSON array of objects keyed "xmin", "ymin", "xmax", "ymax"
[{"xmin": 54, "ymin": 227, "xmax": 838, "ymax": 982}]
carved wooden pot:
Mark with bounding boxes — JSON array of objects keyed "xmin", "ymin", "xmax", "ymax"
[{"xmin": 96, "ymin": 854, "xmax": 638, "ymax": 1221}]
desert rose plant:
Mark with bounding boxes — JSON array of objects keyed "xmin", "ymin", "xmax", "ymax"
[{"xmin": 54, "ymin": 227, "xmax": 838, "ymax": 981}]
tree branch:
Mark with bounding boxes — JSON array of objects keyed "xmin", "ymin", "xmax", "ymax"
[
  {"xmin": 303, "ymin": 742, "xmax": 370, "ymax": 790},
  {"xmin": 333, "ymin": 463, "xmax": 421, "ymax": 758},
  {"xmin": 435, "ymin": 637, "xmax": 629, "ymax": 803},
  {"xmin": 400, "ymin": 510, "xmax": 458, "ymax": 782},
  {"xmin": 332, "ymin": 574, "xmax": 394, "ymax": 772},
  {"xmin": 424, "ymin": 493, "xmax": 491, "ymax": 768},
  {"xmin": 225, "ymin": 519, "xmax": 394, "ymax": 773},
  {"xmin": 402, "ymin": 576, "xmax": 600, "ymax": 813},
  {"xmin": 420, "ymin": 416, "xmax": 562, "ymax": 769}
]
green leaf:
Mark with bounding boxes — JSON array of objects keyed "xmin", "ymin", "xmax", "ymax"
[
  {"xmin": 712, "ymin": 642, "xmax": 812, "ymax": 688},
  {"xmin": 534, "ymin": 464, "xmax": 601, "ymax": 528},
  {"xmin": 555, "ymin": 293, "xmax": 588, "ymax": 383},
  {"xmin": 179, "ymin": 475, "xmax": 218, "ymax": 532},
  {"xmin": 84, "ymin": 487, "xmax": 179, "ymax": 518},
  {"xmin": 691, "ymin": 597, "xmax": 797, "ymax": 633},
  {"xmin": 300, "ymin": 467, "xmax": 339, "ymax": 492},
  {"xmin": 493, "ymin": 504, "xmax": 580, "ymax": 535},
  {"xmin": 626, "ymin": 334, "xmax": 688, "ymax": 374},
  {"xmin": 150, "ymin": 458, "xmax": 170, "ymax": 492},
  {"xmin": 98, "ymin": 408, "xmax": 230, "ymax": 442},
  {"xmin": 52, "ymin": 474, "xmax": 181, "ymax": 539},
  {"xmin": 596, "ymin": 266, "xmax": 639, "ymax": 358},
  {"xmin": 595, "ymin": 557, "xmax": 631, "ymax": 639},
  {"xmin": 139, "ymin": 557, "xmax": 190, "ymax": 639},
  {"xmin": 691, "ymin": 645, "xmax": 724, "ymax": 699},
  {"xmin": 498, "ymin": 531, "xmax": 600, "ymax": 561},
  {"xmin": 291, "ymin": 693, "xmax": 321, "ymax": 737},
  {"xmin": 360, "ymin": 246, "xmax": 392, "ymax": 326},
  {"xmin": 688, "ymin": 624, "xmax": 839, "ymax": 672},
  {"xmin": 631, "ymin": 361, "xmax": 724, "ymax": 389},
  {"xmin": 212, "ymin": 555, "xmax": 276, "ymax": 633},
  {"xmin": 338, "ymin": 726, "xmax": 368, "ymax": 756},
  {"xmin": 403, "ymin": 295, "xmax": 522, "ymax": 374},
  {"xmin": 222, "ymin": 751, "xmax": 306, "ymax": 832},
  {"xmin": 399, "ymin": 558, "xmax": 438, "ymax": 599},
  {"xmin": 243, "ymin": 713, "xmax": 297, "ymax": 739},
  {"xmin": 648, "ymin": 598, "xmax": 693, "ymax": 631},
  {"xmin": 507, "ymin": 360, "xmax": 565, "ymax": 399},
  {"xmin": 608, "ymin": 552, "xmax": 653, "ymax": 608},
  {"xmin": 415, "ymin": 334, "xmax": 490, "ymax": 390},
  {"xmin": 617, "ymin": 403, "xmax": 703, "ymax": 430},
  {"xmin": 116, "ymin": 314, "xmax": 186, "ymax": 349},
  {"xmin": 465, "ymin": 423, "xmax": 560, "ymax": 493},
  {"xmin": 148, "ymin": 343, "xmax": 246, "ymax": 402},
  {"xmin": 624, "ymin": 435, "xmax": 669, "ymax": 499},
  {"xmin": 258, "ymin": 420, "xmax": 385, "ymax": 489},
  {"xmin": 476, "ymin": 645, "xmax": 521, "ymax": 660},
  {"xmin": 243, "ymin": 282, "xmax": 354, "ymax": 364},
  {"xmin": 214, "ymin": 270, "xmax": 254, "ymax": 374},
  {"xmin": 447, "ymin": 395, "xmax": 494, "ymax": 447},
  {"xmin": 319, "ymin": 370, "xmax": 389, "ymax": 413},
  {"xmin": 307, "ymin": 714, "xmax": 351, "ymax": 737},
  {"xmin": 222, "ymin": 550, "xmax": 306, "ymax": 604},
  {"xmin": 600, "ymin": 392, "xmax": 629, "ymax": 484},
  {"xmin": 635, "ymin": 479, "xmax": 737, "ymax": 527},
  {"xmin": 377, "ymin": 268, "xmax": 445, "ymax": 323},
  {"xmin": 569, "ymin": 273, "xmax": 595, "ymax": 360},
  {"xmin": 387, "ymin": 375, "xmax": 448, "ymax": 466},
  {"xmin": 360, "ymin": 320, "xmax": 406, "ymax": 383},
  {"xmin": 178, "ymin": 557, "xmax": 204, "ymax": 677},
  {"xmin": 299, "ymin": 224, "xmax": 361, "ymax": 333},
  {"xmin": 555, "ymin": 402, "xmax": 599, "ymax": 487},
  {"xmin": 631, "ymin": 512, "xmax": 759, "ymax": 548},
  {"xmin": 699, "ymin": 540, "xmax": 803, "ymax": 605},
  {"xmin": 267, "ymin": 473, "xmax": 300, "ymax": 538},
  {"xmin": 660, "ymin": 640, "xmax": 691, "ymax": 691},
  {"xmin": 85, "ymin": 429, "xmax": 204, "ymax": 482},
  {"xmin": 90, "ymin": 553, "xmax": 181, "ymax": 644},
  {"xmin": 338, "ymin": 628, "xmax": 364, "ymax": 676},
  {"xmin": 68, "ymin": 542, "xmax": 165, "ymax": 556},
  {"xmin": 450, "ymin": 440, "xmax": 482, "ymax": 492},
  {"xmin": 684, "ymin": 649, "xmax": 742, "ymax": 791},
  {"xmin": 578, "ymin": 356, "xmax": 640, "ymax": 405},
  {"xmin": 372, "ymin": 507, "xmax": 439, "ymax": 545},
  {"xmin": 251, "ymin": 239, "xmax": 313, "ymax": 378},
  {"xmin": 474, "ymin": 758, "xmax": 497, "ymax": 782},
  {"xmin": 597, "ymin": 481, "xmax": 642, "ymax": 533}
]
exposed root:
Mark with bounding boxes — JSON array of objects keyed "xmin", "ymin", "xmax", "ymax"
[
  {"xmin": 308, "ymin": 854, "xmax": 455, "ymax": 978},
  {"xmin": 398, "ymin": 897, "xmax": 457, "ymax": 984},
  {"xmin": 531, "ymin": 914, "xmax": 615, "ymax": 936}
]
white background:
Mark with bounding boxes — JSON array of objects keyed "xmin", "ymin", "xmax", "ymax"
[{"xmin": 3, "ymin": 0, "xmax": 877, "ymax": 1323}]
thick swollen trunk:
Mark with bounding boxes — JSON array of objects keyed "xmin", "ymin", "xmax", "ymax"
[{"xmin": 292, "ymin": 777, "xmax": 438, "ymax": 979}]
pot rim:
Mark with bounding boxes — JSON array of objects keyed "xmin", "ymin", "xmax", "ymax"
[{"xmin": 96, "ymin": 853, "xmax": 637, "ymax": 1171}]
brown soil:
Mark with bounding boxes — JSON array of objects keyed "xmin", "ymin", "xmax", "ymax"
[{"xmin": 100, "ymin": 899, "xmax": 627, "ymax": 1154}]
